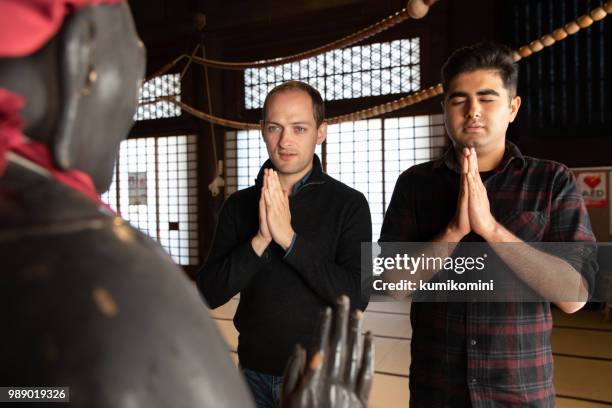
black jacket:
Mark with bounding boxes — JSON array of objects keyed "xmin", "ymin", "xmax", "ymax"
[{"xmin": 197, "ymin": 155, "xmax": 371, "ymax": 375}]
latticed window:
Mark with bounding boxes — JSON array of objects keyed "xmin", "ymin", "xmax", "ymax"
[
  {"xmin": 134, "ymin": 73, "xmax": 182, "ymax": 121},
  {"xmin": 224, "ymin": 114, "xmax": 446, "ymax": 240},
  {"xmin": 244, "ymin": 38, "xmax": 420, "ymax": 109},
  {"xmin": 101, "ymin": 135, "xmax": 199, "ymax": 266},
  {"xmin": 326, "ymin": 120, "xmax": 384, "ymax": 235}
]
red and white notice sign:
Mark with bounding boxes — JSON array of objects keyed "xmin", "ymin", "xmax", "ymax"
[{"xmin": 576, "ymin": 171, "xmax": 608, "ymax": 208}]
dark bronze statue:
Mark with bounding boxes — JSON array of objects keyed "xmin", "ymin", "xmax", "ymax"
[
  {"xmin": 0, "ymin": 1, "xmax": 373, "ymax": 407},
  {"xmin": 0, "ymin": 2, "xmax": 254, "ymax": 406},
  {"xmin": 282, "ymin": 296, "xmax": 374, "ymax": 408}
]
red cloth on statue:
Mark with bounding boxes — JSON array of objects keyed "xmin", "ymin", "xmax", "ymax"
[
  {"xmin": 0, "ymin": 0, "xmax": 123, "ymax": 57},
  {"xmin": 0, "ymin": 0, "xmax": 123, "ymax": 209},
  {"xmin": 0, "ymin": 88, "xmax": 109, "ymax": 208}
]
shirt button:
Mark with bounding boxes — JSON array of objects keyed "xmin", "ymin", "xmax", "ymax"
[{"xmin": 470, "ymin": 339, "xmax": 477, "ymax": 346}]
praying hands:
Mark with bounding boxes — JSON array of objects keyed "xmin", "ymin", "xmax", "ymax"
[
  {"xmin": 252, "ymin": 168, "xmax": 296, "ymax": 256},
  {"xmin": 446, "ymin": 147, "xmax": 499, "ymax": 242}
]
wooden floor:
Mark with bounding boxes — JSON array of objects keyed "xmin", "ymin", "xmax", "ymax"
[{"xmin": 206, "ymin": 292, "xmax": 612, "ymax": 407}]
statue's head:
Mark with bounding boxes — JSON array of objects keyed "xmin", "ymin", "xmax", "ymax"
[{"xmin": 0, "ymin": 0, "xmax": 146, "ymax": 192}]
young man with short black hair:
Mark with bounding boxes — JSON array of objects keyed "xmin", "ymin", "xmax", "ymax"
[{"xmin": 380, "ymin": 43, "xmax": 597, "ymax": 407}]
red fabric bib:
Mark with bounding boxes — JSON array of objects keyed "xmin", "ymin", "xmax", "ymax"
[
  {"xmin": 0, "ymin": 0, "xmax": 123, "ymax": 58},
  {"xmin": 0, "ymin": 88, "xmax": 110, "ymax": 209}
]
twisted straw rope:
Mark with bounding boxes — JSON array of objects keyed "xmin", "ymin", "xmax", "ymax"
[
  {"xmin": 330, "ymin": 1, "xmax": 612, "ymax": 125},
  {"xmin": 143, "ymin": 1, "xmax": 612, "ymax": 130},
  {"xmin": 150, "ymin": 9, "xmax": 414, "ymax": 77},
  {"xmin": 512, "ymin": 2, "xmax": 611, "ymax": 61}
]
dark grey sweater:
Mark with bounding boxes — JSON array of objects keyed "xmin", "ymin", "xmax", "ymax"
[{"xmin": 197, "ymin": 155, "xmax": 371, "ymax": 375}]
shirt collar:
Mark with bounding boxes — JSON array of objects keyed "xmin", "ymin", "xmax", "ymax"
[
  {"xmin": 291, "ymin": 169, "xmax": 312, "ymax": 194},
  {"xmin": 433, "ymin": 141, "xmax": 526, "ymax": 174}
]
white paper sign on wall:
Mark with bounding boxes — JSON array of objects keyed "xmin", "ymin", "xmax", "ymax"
[{"xmin": 576, "ymin": 171, "xmax": 608, "ymax": 208}]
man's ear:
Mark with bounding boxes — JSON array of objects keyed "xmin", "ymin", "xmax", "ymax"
[
  {"xmin": 53, "ymin": 9, "xmax": 95, "ymax": 169},
  {"xmin": 316, "ymin": 121, "xmax": 327, "ymax": 145},
  {"xmin": 509, "ymin": 95, "xmax": 521, "ymax": 123}
]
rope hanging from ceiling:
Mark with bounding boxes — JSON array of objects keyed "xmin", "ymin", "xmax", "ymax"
[
  {"xmin": 148, "ymin": 0, "xmax": 439, "ymax": 77},
  {"xmin": 139, "ymin": 1, "xmax": 612, "ymax": 130}
]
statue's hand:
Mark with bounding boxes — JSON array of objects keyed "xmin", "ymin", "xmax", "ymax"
[{"xmin": 281, "ymin": 295, "xmax": 374, "ymax": 408}]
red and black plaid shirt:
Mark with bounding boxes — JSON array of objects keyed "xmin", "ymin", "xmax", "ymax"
[{"xmin": 379, "ymin": 142, "xmax": 596, "ymax": 407}]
